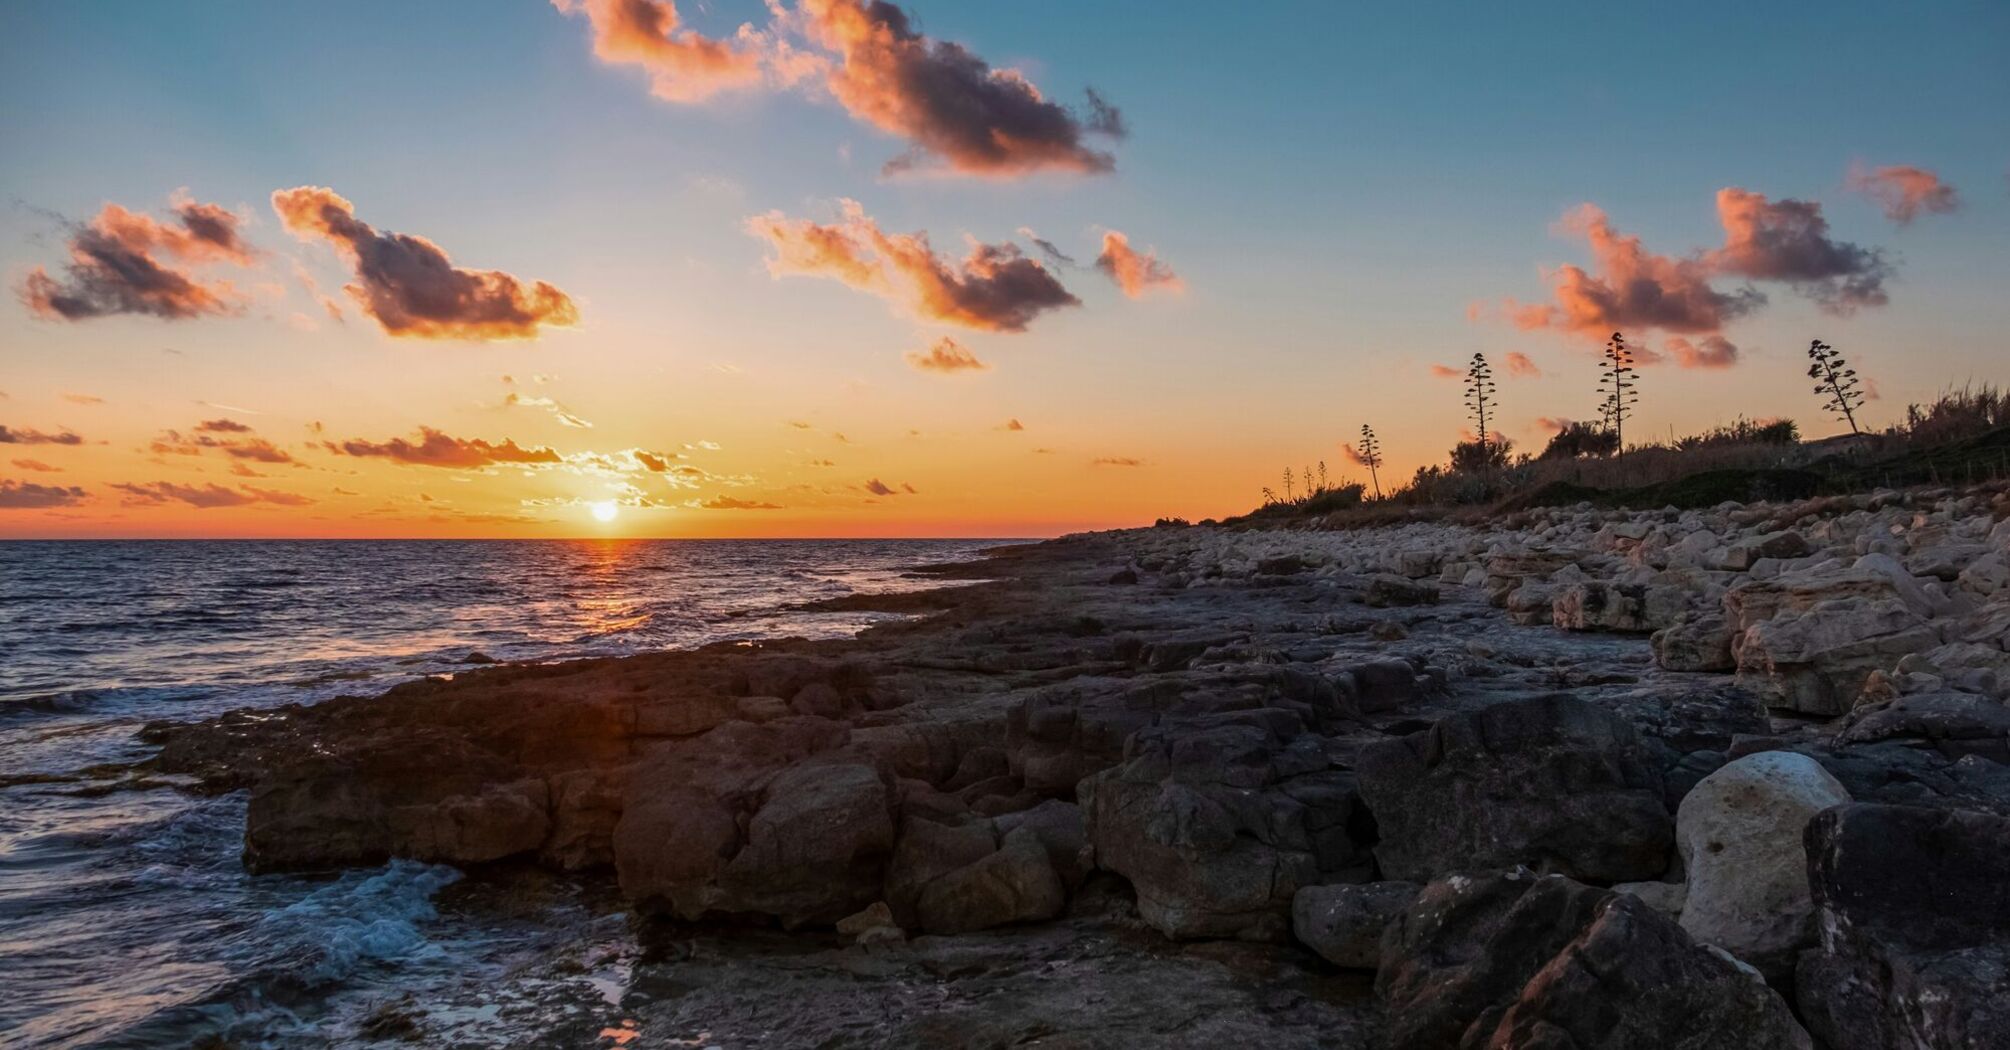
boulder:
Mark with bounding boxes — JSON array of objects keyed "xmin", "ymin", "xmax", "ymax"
[
  {"xmin": 1721, "ymin": 530, "xmax": 1812, "ymax": 571},
  {"xmin": 1377, "ymin": 870, "xmax": 1614, "ymax": 1050},
  {"xmin": 1292, "ymin": 881, "xmax": 1419, "ymax": 969},
  {"xmin": 1735, "ymin": 598, "xmax": 1940, "ymax": 716},
  {"xmin": 1675, "ymin": 751, "xmax": 1850, "ymax": 978},
  {"xmin": 1651, "ymin": 613, "xmax": 1736, "ymax": 673},
  {"xmin": 1797, "ymin": 803, "xmax": 2010, "ymax": 1050},
  {"xmin": 1552, "ymin": 582, "xmax": 1687, "ymax": 634},
  {"xmin": 1355, "ymin": 694, "xmax": 1672, "ymax": 883},
  {"xmin": 914, "ymin": 826, "xmax": 1068, "ymax": 935},
  {"xmin": 1474, "ymin": 894, "xmax": 1812, "ymax": 1049}
]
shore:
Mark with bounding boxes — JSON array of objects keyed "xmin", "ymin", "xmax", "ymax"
[{"xmin": 148, "ymin": 486, "xmax": 2010, "ymax": 1048}]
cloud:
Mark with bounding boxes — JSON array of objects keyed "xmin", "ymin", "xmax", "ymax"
[
  {"xmin": 1847, "ymin": 163, "xmax": 1959, "ymax": 225},
  {"xmin": 1502, "ymin": 352, "xmax": 1541, "ymax": 378},
  {"xmin": 1094, "ymin": 231, "xmax": 1182, "ymax": 298},
  {"xmin": 1534, "ymin": 416, "xmax": 1575, "ymax": 434},
  {"xmin": 1019, "ymin": 227, "xmax": 1075, "ymax": 267},
  {"xmin": 696, "ymin": 495, "xmax": 782, "ymax": 510},
  {"xmin": 1707, "ymin": 188, "xmax": 1889, "ymax": 314},
  {"xmin": 1001, "ymin": 417, "xmax": 1025, "ymax": 431},
  {"xmin": 1664, "ymin": 335, "xmax": 1739, "ymax": 369},
  {"xmin": 327, "ymin": 427, "xmax": 563, "ymax": 468},
  {"xmin": 796, "ymin": 0, "xmax": 1122, "ymax": 177},
  {"xmin": 1091, "ymin": 456, "xmax": 1144, "ymax": 467},
  {"xmin": 1427, "ymin": 364, "xmax": 1461, "ymax": 380},
  {"xmin": 19, "ymin": 197, "xmax": 256, "ymax": 322},
  {"xmin": 11, "ymin": 459, "xmax": 62, "ymax": 472},
  {"xmin": 108, "ymin": 481, "xmax": 313, "ymax": 508},
  {"xmin": 0, "ymin": 480, "xmax": 88, "ymax": 508},
  {"xmin": 551, "ymin": 0, "xmax": 766, "ymax": 102},
  {"xmin": 505, "ymin": 391, "xmax": 594, "ymax": 428},
  {"xmin": 272, "ymin": 186, "xmax": 579, "ymax": 340},
  {"xmin": 61, "ymin": 393, "xmax": 105, "ymax": 405},
  {"xmin": 0, "ymin": 426, "xmax": 84, "ymax": 445},
  {"xmin": 149, "ymin": 419, "xmax": 296, "ymax": 464},
  {"xmin": 1508, "ymin": 204, "xmax": 1762, "ymax": 339},
  {"xmin": 862, "ymin": 477, "xmax": 897, "ymax": 496},
  {"xmin": 747, "ymin": 200, "xmax": 1078, "ymax": 332},
  {"xmin": 787, "ymin": 420, "xmax": 814, "ymax": 429},
  {"xmin": 905, "ymin": 336, "xmax": 989, "ymax": 373}
]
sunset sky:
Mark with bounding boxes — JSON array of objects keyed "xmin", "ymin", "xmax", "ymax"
[{"xmin": 3, "ymin": 1, "xmax": 2007, "ymax": 538}]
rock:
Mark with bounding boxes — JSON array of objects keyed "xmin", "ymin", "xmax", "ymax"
[
  {"xmin": 541, "ymin": 765, "xmax": 629, "ymax": 870},
  {"xmin": 1365, "ymin": 574, "xmax": 1440, "ymax": 608},
  {"xmin": 1721, "ymin": 530, "xmax": 1812, "ymax": 570},
  {"xmin": 790, "ymin": 682, "xmax": 847, "ymax": 719},
  {"xmin": 244, "ymin": 732, "xmax": 551, "ymax": 871},
  {"xmin": 1797, "ymin": 803, "xmax": 2010, "ymax": 1050},
  {"xmin": 1505, "ymin": 582, "xmax": 1555, "ymax": 626},
  {"xmin": 1474, "ymin": 894, "xmax": 1813, "ymax": 1049},
  {"xmin": 991, "ymin": 799, "xmax": 1089, "ymax": 889},
  {"xmin": 914, "ymin": 826, "xmax": 1068, "ymax": 935},
  {"xmin": 734, "ymin": 695, "xmax": 791, "ymax": 723},
  {"xmin": 1651, "ymin": 612, "xmax": 1736, "ymax": 672},
  {"xmin": 1837, "ymin": 691, "xmax": 2010, "ymax": 763},
  {"xmin": 1107, "ymin": 567, "xmax": 1139, "ymax": 585},
  {"xmin": 1256, "ymin": 555, "xmax": 1305, "ymax": 576},
  {"xmin": 1612, "ymin": 880, "xmax": 1687, "ymax": 917},
  {"xmin": 885, "ymin": 817, "xmax": 998, "ymax": 926},
  {"xmin": 1552, "ymin": 581, "xmax": 1687, "ymax": 634},
  {"xmin": 1292, "ymin": 881, "xmax": 1419, "ymax": 969},
  {"xmin": 1341, "ymin": 658, "xmax": 1423, "ymax": 714},
  {"xmin": 1675, "ymin": 751, "xmax": 1850, "ymax": 978},
  {"xmin": 1082, "ymin": 711, "xmax": 1372, "ymax": 940},
  {"xmin": 1355, "ymin": 694, "xmax": 1672, "ymax": 883},
  {"xmin": 1378, "ymin": 870, "xmax": 1615, "ymax": 1050},
  {"xmin": 1735, "ymin": 597, "xmax": 1939, "ymax": 716},
  {"xmin": 614, "ymin": 720, "xmax": 894, "ymax": 927},
  {"xmin": 836, "ymin": 900, "xmax": 899, "ymax": 938}
]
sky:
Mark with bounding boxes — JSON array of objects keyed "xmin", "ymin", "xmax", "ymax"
[{"xmin": 2, "ymin": 0, "xmax": 2006, "ymax": 538}]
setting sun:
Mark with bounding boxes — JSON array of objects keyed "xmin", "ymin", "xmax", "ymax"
[{"xmin": 589, "ymin": 501, "xmax": 618, "ymax": 523}]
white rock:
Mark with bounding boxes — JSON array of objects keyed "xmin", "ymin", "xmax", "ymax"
[{"xmin": 1676, "ymin": 752, "xmax": 1850, "ymax": 977}]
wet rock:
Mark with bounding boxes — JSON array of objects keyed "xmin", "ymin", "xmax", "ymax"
[
  {"xmin": 1291, "ymin": 881, "xmax": 1419, "ymax": 969},
  {"xmin": 1797, "ymin": 803, "xmax": 2010, "ymax": 1050},
  {"xmin": 1675, "ymin": 751, "xmax": 1850, "ymax": 978},
  {"xmin": 1356, "ymin": 694, "xmax": 1672, "ymax": 883}
]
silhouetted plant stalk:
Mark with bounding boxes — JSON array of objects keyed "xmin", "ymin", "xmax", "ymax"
[
  {"xmin": 1807, "ymin": 338, "xmax": 1865, "ymax": 436},
  {"xmin": 1599, "ymin": 331, "xmax": 1639, "ymax": 451},
  {"xmin": 1282, "ymin": 467, "xmax": 1295, "ymax": 502},
  {"xmin": 1465, "ymin": 351, "xmax": 1497, "ymax": 453},
  {"xmin": 1358, "ymin": 424, "xmax": 1383, "ymax": 499}
]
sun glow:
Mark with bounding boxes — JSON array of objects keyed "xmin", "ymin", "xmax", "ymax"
[{"xmin": 589, "ymin": 501, "xmax": 619, "ymax": 523}]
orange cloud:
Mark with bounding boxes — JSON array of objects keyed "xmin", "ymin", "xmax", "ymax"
[
  {"xmin": 273, "ymin": 186, "xmax": 578, "ymax": 340},
  {"xmin": 698, "ymin": 495, "xmax": 782, "ymax": 510},
  {"xmin": 1708, "ymin": 188, "xmax": 1888, "ymax": 314},
  {"xmin": 1847, "ymin": 163, "xmax": 1959, "ymax": 225},
  {"xmin": 1427, "ymin": 364, "xmax": 1461, "ymax": 380},
  {"xmin": 747, "ymin": 200, "xmax": 1078, "ymax": 332},
  {"xmin": 1664, "ymin": 335, "xmax": 1739, "ymax": 369},
  {"xmin": 19, "ymin": 197, "xmax": 255, "ymax": 322},
  {"xmin": 0, "ymin": 480, "xmax": 88, "ymax": 508},
  {"xmin": 326, "ymin": 427, "xmax": 563, "ymax": 468},
  {"xmin": 1094, "ymin": 231, "xmax": 1182, "ymax": 298},
  {"xmin": 109, "ymin": 481, "xmax": 312, "ymax": 508},
  {"xmin": 1508, "ymin": 204, "xmax": 1760, "ymax": 339},
  {"xmin": 905, "ymin": 336, "xmax": 989, "ymax": 373},
  {"xmin": 0, "ymin": 426, "xmax": 84, "ymax": 445},
  {"xmin": 1091, "ymin": 456, "xmax": 1144, "ymax": 467},
  {"xmin": 1534, "ymin": 416, "xmax": 1574, "ymax": 434},
  {"xmin": 149, "ymin": 424, "xmax": 297, "ymax": 464},
  {"xmin": 551, "ymin": 0, "xmax": 765, "ymax": 102},
  {"xmin": 797, "ymin": 0, "xmax": 1122, "ymax": 176},
  {"xmin": 1503, "ymin": 351, "xmax": 1541, "ymax": 378},
  {"xmin": 11, "ymin": 459, "xmax": 63, "ymax": 472}
]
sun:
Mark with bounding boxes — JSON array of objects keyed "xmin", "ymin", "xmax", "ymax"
[{"xmin": 589, "ymin": 500, "xmax": 618, "ymax": 523}]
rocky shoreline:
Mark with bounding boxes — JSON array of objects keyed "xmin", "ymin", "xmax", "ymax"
[{"xmin": 148, "ymin": 485, "xmax": 2010, "ymax": 1048}]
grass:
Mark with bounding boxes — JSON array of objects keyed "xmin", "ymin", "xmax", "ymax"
[{"xmin": 1224, "ymin": 386, "xmax": 2010, "ymax": 522}]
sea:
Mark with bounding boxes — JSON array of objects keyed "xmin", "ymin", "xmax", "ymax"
[{"xmin": 0, "ymin": 538, "xmax": 1007, "ymax": 1048}]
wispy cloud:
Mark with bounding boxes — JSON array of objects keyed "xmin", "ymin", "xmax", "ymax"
[
  {"xmin": 108, "ymin": 481, "xmax": 313, "ymax": 508},
  {"xmin": 0, "ymin": 426, "xmax": 84, "ymax": 446},
  {"xmin": 325, "ymin": 427, "xmax": 563, "ymax": 468},
  {"xmin": 1846, "ymin": 162, "xmax": 1960, "ymax": 225},
  {"xmin": 1094, "ymin": 231, "xmax": 1182, "ymax": 298},
  {"xmin": 0, "ymin": 480, "xmax": 88, "ymax": 508},
  {"xmin": 905, "ymin": 335, "xmax": 989, "ymax": 373}
]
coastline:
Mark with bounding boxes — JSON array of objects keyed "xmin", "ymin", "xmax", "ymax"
[{"xmin": 145, "ymin": 486, "xmax": 2010, "ymax": 1047}]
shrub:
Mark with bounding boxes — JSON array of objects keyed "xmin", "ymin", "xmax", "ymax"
[
  {"xmin": 1540, "ymin": 421, "xmax": 1619, "ymax": 460},
  {"xmin": 1449, "ymin": 437, "xmax": 1514, "ymax": 473}
]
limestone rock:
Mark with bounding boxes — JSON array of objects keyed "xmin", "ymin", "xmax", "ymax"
[
  {"xmin": 1291, "ymin": 881, "xmax": 1419, "ymax": 969},
  {"xmin": 1675, "ymin": 751, "xmax": 1850, "ymax": 978}
]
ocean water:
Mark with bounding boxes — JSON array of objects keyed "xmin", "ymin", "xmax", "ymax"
[{"xmin": 0, "ymin": 539, "xmax": 1004, "ymax": 1048}]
